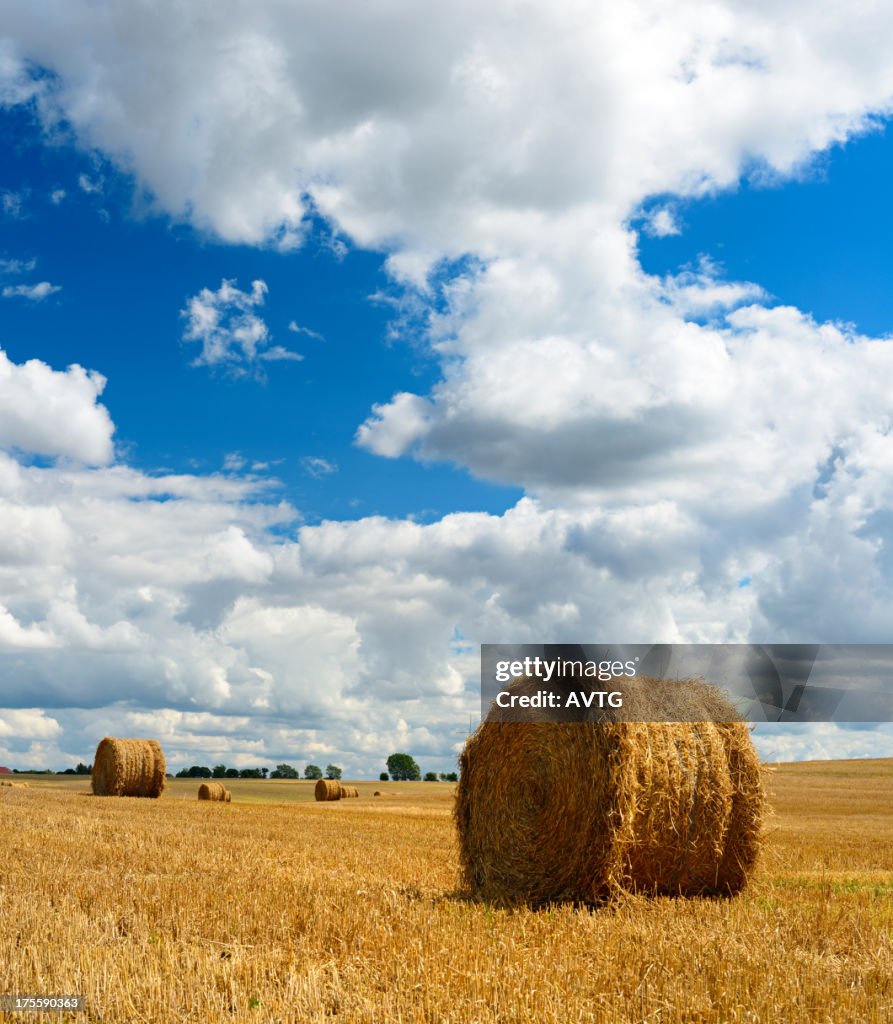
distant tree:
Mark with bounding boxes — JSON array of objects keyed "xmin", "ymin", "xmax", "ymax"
[
  {"xmin": 260, "ymin": 767, "xmax": 269, "ymax": 779},
  {"xmin": 423, "ymin": 772, "xmax": 438, "ymax": 782},
  {"xmin": 379, "ymin": 772, "xmax": 389, "ymax": 782},
  {"xmin": 239, "ymin": 768, "xmax": 263, "ymax": 779},
  {"xmin": 75, "ymin": 762, "xmax": 91, "ymax": 775},
  {"xmin": 271, "ymin": 763, "xmax": 299, "ymax": 779},
  {"xmin": 180, "ymin": 765, "xmax": 212, "ymax": 778},
  {"xmin": 225, "ymin": 768, "xmax": 240, "ymax": 779},
  {"xmin": 386, "ymin": 753, "xmax": 421, "ymax": 781},
  {"xmin": 444, "ymin": 772, "xmax": 458, "ymax": 782},
  {"xmin": 61, "ymin": 768, "xmax": 76, "ymax": 775},
  {"xmin": 212, "ymin": 764, "xmax": 228, "ymax": 778},
  {"xmin": 304, "ymin": 764, "xmax": 323, "ymax": 780},
  {"xmin": 325, "ymin": 764, "xmax": 342, "ymax": 780}
]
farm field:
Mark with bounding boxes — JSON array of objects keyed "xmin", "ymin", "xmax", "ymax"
[{"xmin": 1, "ymin": 760, "xmax": 892, "ymax": 1023}]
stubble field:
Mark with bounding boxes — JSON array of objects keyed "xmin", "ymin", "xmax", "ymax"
[{"xmin": 1, "ymin": 761, "xmax": 892, "ymax": 1023}]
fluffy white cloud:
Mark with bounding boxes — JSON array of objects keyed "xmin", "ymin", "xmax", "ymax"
[
  {"xmin": 181, "ymin": 278, "xmax": 300, "ymax": 371},
  {"xmin": 0, "ymin": 349, "xmax": 114, "ymax": 464},
  {"xmin": 1, "ymin": 1, "xmax": 891, "ymax": 257},
  {"xmin": 1, "ymin": 3, "xmax": 893, "ymax": 768},
  {"xmin": 301, "ymin": 456, "xmax": 337, "ymax": 478},
  {"xmin": 2, "ymin": 281, "xmax": 60, "ymax": 300}
]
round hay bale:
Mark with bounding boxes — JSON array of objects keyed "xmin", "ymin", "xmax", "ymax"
[
  {"xmin": 455, "ymin": 677, "xmax": 765, "ymax": 903},
  {"xmin": 338, "ymin": 783, "xmax": 350, "ymax": 798},
  {"xmin": 349, "ymin": 786, "xmax": 359, "ymax": 797},
  {"xmin": 373, "ymin": 790, "xmax": 382, "ymax": 796},
  {"xmin": 315, "ymin": 779, "xmax": 341, "ymax": 801},
  {"xmin": 198, "ymin": 782, "xmax": 230, "ymax": 802},
  {"xmin": 91, "ymin": 737, "xmax": 166, "ymax": 798}
]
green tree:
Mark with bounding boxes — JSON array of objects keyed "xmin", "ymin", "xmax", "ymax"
[
  {"xmin": 75, "ymin": 762, "xmax": 91, "ymax": 775},
  {"xmin": 386, "ymin": 753, "xmax": 421, "ymax": 781},
  {"xmin": 379, "ymin": 772, "xmax": 389, "ymax": 782},
  {"xmin": 304, "ymin": 764, "xmax": 323, "ymax": 780},
  {"xmin": 212, "ymin": 764, "xmax": 227, "ymax": 778},
  {"xmin": 444, "ymin": 772, "xmax": 458, "ymax": 782},
  {"xmin": 271, "ymin": 763, "xmax": 299, "ymax": 779},
  {"xmin": 423, "ymin": 771, "xmax": 438, "ymax": 782},
  {"xmin": 325, "ymin": 764, "xmax": 342, "ymax": 780},
  {"xmin": 225, "ymin": 767, "xmax": 240, "ymax": 779}
]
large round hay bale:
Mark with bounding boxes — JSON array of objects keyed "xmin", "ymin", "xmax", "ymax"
[
  {"xmin": 455, "ymin": 677, "xmax": 764, "ymax": 903},
  {"xmin": 198, "ymin": 782, "xmax": 230, "ymax": 802},
  {"xmin": 315, "ymin": 779, "xmax": 341, "ymax": 801},
  {"xmin": 91, "ymin": 737, "xmax": 166, "ymax": 798}
]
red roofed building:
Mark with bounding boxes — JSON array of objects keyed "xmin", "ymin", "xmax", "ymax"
[{"xmin": 0, "ymin": 767, "xmax": 10, "ymax": 774}]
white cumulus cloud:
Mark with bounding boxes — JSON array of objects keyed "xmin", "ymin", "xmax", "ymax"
[
  {"xmin": 2, "ymin": 281, "xmax": 61, "ymax": 300},
  {"xmin": 0, "ymin": 350, "xmax": 114, "ymax": 464},
  {"xmin": 181, "ymin": 278, "xmax": 300, "ymax": 372},
  {"xmin": 0, "ymin": 3, "xmax": 892, "ymax": 767}
]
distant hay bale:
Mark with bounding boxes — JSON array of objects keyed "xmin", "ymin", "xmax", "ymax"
[
  {"xmin": 455, "ymin": 677, "xmax": 765, "ymax": 904},
  {"xmin": 373, "ymin": 790, "xmax": 383, "ymax": 796},
  {"xmin": 91, "ymin": 737, "xmax": 166, "ymax": 798},
  {"xmin": 198, "ymin": 782, "xmax": 231, "ymax": 802},
  {"xmin": 339, "ymin": 784, "xmax": 349, "ymax": 798},
  {"xmin": 315, "ymin": 779, "xmax": 341, "ymax": 801},
  {"xmin": 349, "ymin": 786, "xmax": 359, "ymax": 797},
  {"xmin": 0, "ymin": 779, "xmax": 26, "ymax": 788}
]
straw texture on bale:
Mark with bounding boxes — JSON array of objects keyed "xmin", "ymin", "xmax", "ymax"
[
  {"xmin": 373, "ymin": 790, "xmax": 383, "ymax": 796},
  {"xmin": 0, "ymin": 780, "xmax": 27, "ymax": 787},
  {"xmin": 198, "ymin": 782, "xmax": 231, "ymax": 802},
  {"xmin": 315, "ymin": 779, "xmax": 341, "ymax": 801},
  {"xmin": 455, "ymin": 677, "xmax": 764, "ymax": 904},
  {"xmin": 91, "ymin": 737, "xmax": 166, "ymax": 798},
  {"xmin": 337, "ymin": 784, "xmax": 359, "ymax": 798}
]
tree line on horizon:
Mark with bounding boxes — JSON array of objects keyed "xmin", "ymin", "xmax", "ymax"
[{"xmin": 9, "ymin": 752, "xmax": 458, "ymax": 781}]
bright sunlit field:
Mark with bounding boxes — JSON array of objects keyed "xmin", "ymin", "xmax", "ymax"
[{"xmin": 1, "ymin": 761, "xmax": 892, "ymax": 1023}]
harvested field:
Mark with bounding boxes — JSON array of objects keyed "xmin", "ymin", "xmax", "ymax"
[{"xmin": 0, "ymin": 761, "xmax": 892, "ymax": 1022}]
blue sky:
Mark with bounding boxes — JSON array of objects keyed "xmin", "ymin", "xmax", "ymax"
[
  {"xmin": 2, "ymin": 2, "xmax": 893, "ymax": 774},
  {"xmin": 0, "ymin": 103, "xmax": 521, "ymax": 525},
  {"xmin": 638, "ymin": 125, "xmax": 893, "ymax": 338}
]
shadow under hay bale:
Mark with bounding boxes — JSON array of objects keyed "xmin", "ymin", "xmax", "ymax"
[
  {"xmin": 316, "ymin": 779, "xmax": 341, "ymax": 801},
  {"xmin": 91, "ymin": 737, "xmax": 166, "ymax": 798},
  {"xmin": 455, "ymin": 676, "xmax": 765, "ymax": 904},
  {"xmin": 198, "ymin": 782, "xmax": 231, "ymax": 802}
]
